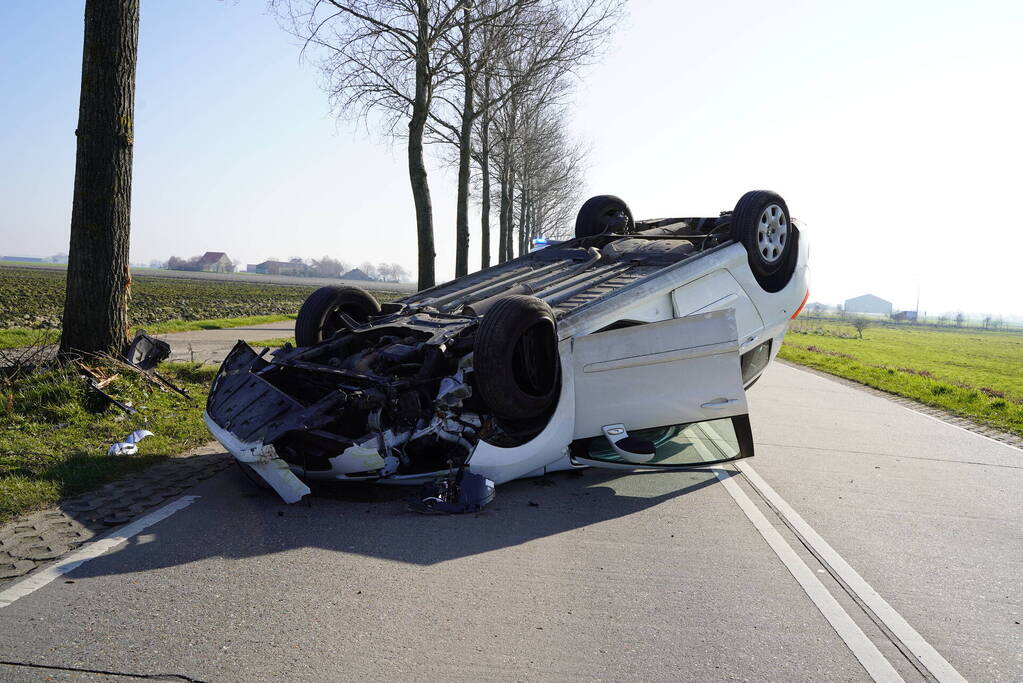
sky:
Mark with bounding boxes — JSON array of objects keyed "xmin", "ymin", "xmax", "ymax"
[{"xmin": 0, "ymin": 0, "xmax": 1021, "ymax": 318}]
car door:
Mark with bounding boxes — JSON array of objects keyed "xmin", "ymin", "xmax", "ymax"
[{"xmin": 570, "ymin": 308, "xmax": 753, "ymax": 468}]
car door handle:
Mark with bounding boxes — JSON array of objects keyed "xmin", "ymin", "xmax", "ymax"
[{"xmin": 701, "ymin": 398, "xmax": 738, "ymax": 408}]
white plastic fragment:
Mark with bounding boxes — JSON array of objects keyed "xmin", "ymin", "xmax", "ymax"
[
  {"xmin": 203, "ymin": 412, "xmax": 311, "ymax": 503},
  {"xmin": 436, "ymin": 368, "xmax": 472, "ymax": 407},
  {"xmin": 107, "ymin": 429, "xmax": 155, "ymax": 456}
]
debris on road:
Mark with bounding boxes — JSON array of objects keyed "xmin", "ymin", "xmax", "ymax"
[
  {"xmin": 108, "ymin": 429, "xmax": 155, "ymax": 456},
  {"xmin": 124, "ymin": 330, "xmax": 171, "ymax": 370},
  {"xmin": 410, "ymin": 468, "xmax": 495, "ymax": 514}
]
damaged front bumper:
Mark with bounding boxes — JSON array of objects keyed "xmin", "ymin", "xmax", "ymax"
[
  {"xmin": 205, "ymin": 340, "xmax": 495, "ymax": 510},
  {"xmin": 203, "ymin": 412, "xmax": 311, "ymax": 503}
]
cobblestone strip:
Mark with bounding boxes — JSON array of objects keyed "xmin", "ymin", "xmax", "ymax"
[
  {"xmin": 780, "ymin": 360, "xmax": 1023, "ymax": 450},
  {"xmin": 0, "ymin": 443, "xmax": 233, "ymax": 583}
]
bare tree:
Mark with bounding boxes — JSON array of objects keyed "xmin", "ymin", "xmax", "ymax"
[
  {"xmin": 60, "ymin": 0, "xmax": 140, "ymax": 358},
  {"xmin": 427, "ymin": 0, "xmax": 624, "ymax": 273},
  {"xmin": 359, "ymin": 261, "xmax": 380, "ymax": 279},
  {"xmin": 276, "ymin": 0, "xmax": 476, "ymax": 290},
  {"xmin": 487, "ymin": 72, "xmax": 588, "ymax": 260},
  {"xmin": 390, "ymin": 262, "xmax": 411, "ymax": 282},
  {"xmin": 311, "ymin": 255, "xmax": 350, "ymax": 278},
  {"xmin": 850, "ymin": 317, "xmax": 870, "ymax": 339},
  {"xmin": 955, "ymin": 311, "xmax": 965, "ymax": 327}
]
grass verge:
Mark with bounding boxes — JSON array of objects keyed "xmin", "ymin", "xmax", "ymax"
[
  {"xmin": 779, "ymin": 340, "xmax": 1023, "ymax": 437},
  {"xmin": 0, "ymin": 314, "xmax": 296, "ymax": 350},
  {"xmin": 0, "ymin": 360, "xmax": 217, "ymax": 523},
  {"xmin": 246, "ymin": 336, "xmax": 296, "ymax": 349}
]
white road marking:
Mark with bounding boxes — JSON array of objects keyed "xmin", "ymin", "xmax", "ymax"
[
  {"xmin": 0, "ymin": 496, "xmax": 200, "ymax": 609},
  {"xmin": 713, "ymin": 469, "xmax": 904, "ymax": 682},
  {"xmin": 737, "ymin": 462, "xmax": 968, "ymax": 683}
]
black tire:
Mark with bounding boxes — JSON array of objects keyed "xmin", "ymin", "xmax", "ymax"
[
  {"xmin": 295, "ymin": 285, "xmax": 381, "ymax": 347},
  {"xmin": 574, "ymin": 195, "xmax": 634, "ymax": 238},
  {"xmin": 473, "ymin": 295, "xmax": 560, "ymax": 421},
  {"xmin": 731, "ymin": 190, "xmax": 798, "ymax": 292}
]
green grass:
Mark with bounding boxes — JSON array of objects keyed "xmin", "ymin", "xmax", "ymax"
[
  {"xmin": 246, "ymin": 336, "xmax": 296, "ymax": 348},
  {"xmin": 0, "ymin": 328, "xmax": 59, "ymax": 349},
  {"xmin": 0, "ymin": 360, "xmax": 218, "ymax": 523},
  {"xmin": 0, "ymin": 314, "xmax": 298, "ymax": 350},
  {"xmin": 780, "ymin": 319, "xmax": 1023, "ymax": 436},
  {"xmin": 136, "ymin": 314, "xmax": 296, "ymax": 335}
]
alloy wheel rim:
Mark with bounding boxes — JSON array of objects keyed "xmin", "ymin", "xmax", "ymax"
[{"xmin": 756, "ymin": 204, "xmax": 788, "ymax": 264}]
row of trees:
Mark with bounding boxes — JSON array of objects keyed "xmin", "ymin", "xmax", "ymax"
[
  {"xmin": 277, "ymin": 0, "xmax": 625, "ymax": 289},
  {"xmin": 288, "ymin": 256, "xmax": 411, "ymax": 282},
  {"xmin": 161, "ymin": 254, "xmax": 411, "ymax": 282},
  {"xmin": 55, "ymin": 0, "xmax": 622, "ymax": 356}
]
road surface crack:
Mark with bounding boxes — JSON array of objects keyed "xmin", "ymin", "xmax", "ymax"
[{"xmin": 0, "ymin": 658, "xmax": 208, "ymax": 682}]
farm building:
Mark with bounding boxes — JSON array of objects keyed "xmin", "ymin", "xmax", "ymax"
[
  {"xmin": 248, "ymin": 260, "xmax": 311, "ymax": 276},
  {"xmin": 341, "ymin": 267, "xmax": 373, "ymax": 281},
  {"xmin": 844, "ymin": 293, "xmax": 892, "ymax": 316},
  {"xmin": 197, "ymin": 251, "xmax": 232, "ymax": 273}
]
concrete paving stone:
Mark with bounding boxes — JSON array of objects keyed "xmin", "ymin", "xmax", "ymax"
[
  {"xmin": 0, "ymin": 559, "xmax": 35, "ymax": 579},
  {"xmin": 59, "ymin": 500, "xmax": 102, "ymax": 514},
  {"xmin": 20, "ymin": 544, "xmax": 68, "ymax": 561},
  {"xmin": 0, "ymin": 445, "xmax": 234, "ymax": 582},
  {"xmin": 100, "ymin": 512, "xmax": 136, "ymax": 527}
]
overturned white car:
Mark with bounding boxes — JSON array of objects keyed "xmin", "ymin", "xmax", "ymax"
[{"xmin": 205, "ymin": 190, "xmax": 809, "ymax": 511}]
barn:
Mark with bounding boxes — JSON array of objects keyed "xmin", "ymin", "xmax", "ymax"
[{"xmin": 844, "ymin": 294, "xmax": 892, "ymax": 316}]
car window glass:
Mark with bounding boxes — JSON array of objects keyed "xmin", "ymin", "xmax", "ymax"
[{"xmin": 580, "ymin": 417, "xmax": 747, "ymax": 466}]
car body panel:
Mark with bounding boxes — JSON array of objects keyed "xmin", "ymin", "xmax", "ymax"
[{"xmin": 571, "ymin": 309, "xmax": 748, "ymax": 438}]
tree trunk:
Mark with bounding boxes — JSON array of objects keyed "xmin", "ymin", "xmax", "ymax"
[
  {"xmin": 60, "ymin": 0, "xmax": 140, "ymax": 359},
  {"xmin": 497, "ymin": 163, "xmax": 508, "ymax": 264},
  {"xmin": 479, "ymin": 77, "xmax": 491, "ymax": 270},
  {"xmin": 505, "ymin": 169, "xmax": 516, "ymax": 262},
  {"xmin": 454, "ymin": 5, "xmax": 473, "ymax": 277},
  {"xmin": 409, "ymin": 0, "xmax": 435, "ymax": 290},
  {"xmin": 518, "ymin": 187, "xmax": 528, "ymax": 257}
]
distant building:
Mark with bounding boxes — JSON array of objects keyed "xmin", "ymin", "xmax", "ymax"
[
  {"xmin": 250, "ymin": 260, "xmax": 310, "ymax": 276},
  {"xmin": 341, "ymin": 268, "xmax": 373, "ymax": 281},
  {"xmin": 1, "ymin": 256, "xmax": 44, "ymax": 263},
  {"xmin": 891, "ymin": 310, "xmax": 918, "ymax": 322},
  {"xmin": 197, "ymin": 251, "xmax": 232, "ymax": 273},
  {"xmin": 844, "ymin": 294, "xmax": 892, "ymax": 316}
]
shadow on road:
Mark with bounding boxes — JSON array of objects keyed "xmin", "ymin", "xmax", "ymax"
[{"xmin": 67, "ymin": 465, "xmax": 732, "ymax": 577}]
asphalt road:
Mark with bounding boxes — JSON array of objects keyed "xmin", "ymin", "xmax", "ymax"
[
  {"xmin": 159, "ymin": 320, "xmax": 296, "ymax": 364},
  {"xmin": 0, "ymin": 364, "xmax": 1019, "ymax": 682}
]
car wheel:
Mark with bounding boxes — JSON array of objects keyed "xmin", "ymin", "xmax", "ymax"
[
  {"xmin": 473, "ymin": 295, "xmax": 560, "ymax": 421},
  {"xmin": 295, "ymin": 285, "xmax": 381, "ymax": 347},
  {"xmin": 574, "ymin": 195, "xmax": 634, "ymax": 238},
  {"xmin": 731, "ymin": 190, "xmax": 798, "ymax": 292}
]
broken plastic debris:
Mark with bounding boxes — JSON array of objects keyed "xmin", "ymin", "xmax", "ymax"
[
  {"xmin": 412, "ymin": 470, "xmax": 496, "ymax": 514},
  {"xmin": 435, "ymin": 369, "xmax": 472, "ymax": 407},
  {"xmin": 107, "ymin": 429, "xmax": 154, "ymax": 456},
  {"xmin": 124, "ymin": 330, "xmax": 171, "ymax": 370}
]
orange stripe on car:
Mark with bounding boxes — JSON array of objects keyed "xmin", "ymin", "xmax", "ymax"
[{"xmin": 791, "ymin": 290, "xmax": 810, "ymax": 319}]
